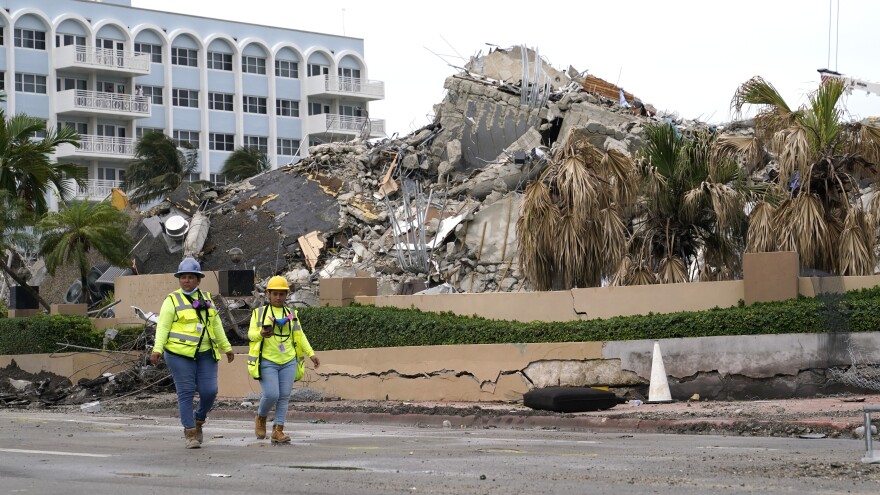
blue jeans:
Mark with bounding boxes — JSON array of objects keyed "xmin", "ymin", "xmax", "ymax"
[
  {"xmin": 257, "ymin": 358, "xmax": 296, "ymax": 426},
  {"xmin": 164, "ymin": 350, "xmax": 218, "ymax": 429}
]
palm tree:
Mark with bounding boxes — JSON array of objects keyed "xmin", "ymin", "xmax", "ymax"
[
  {"xmin": 122, "ymin": 131, "xmax": 199, "ymax": 206},
  {"xmin": 0, "ymin": 191, "xmax": 51, "ymax": 311},
  {"xmin": 0, "ymin": 109, "xmax": 81, "ymax": 215},
  {"xmin": 715, "ymin": 76, "xmax": 880, "ymax": 275},
  {"xmin": 221, "ymin": 146, "xmax": 269, "ymax": 183},
  {"xmin": 517, "ymin": 132, "xmax": 637, "ymax": 290},
  {"xmin": 38, "ymin": 200, "xmax": 132, "ymax": 305},
  {"xmin": 614, "ymin": 123, "xmax": 757, "ymax": 285}
]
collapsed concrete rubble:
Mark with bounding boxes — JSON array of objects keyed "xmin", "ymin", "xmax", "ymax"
[
  {"xmin": 0, "ymin": 359, "xmax": 172, "ymax": 409},
  {"xmin": 58, "ymin": 45, "xmax": 720, "ymax": 305}
]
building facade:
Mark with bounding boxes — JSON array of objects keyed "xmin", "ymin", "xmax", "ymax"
[{"xmin": 0, "ymin": 0, "xmax": 384, "ymax": 204}]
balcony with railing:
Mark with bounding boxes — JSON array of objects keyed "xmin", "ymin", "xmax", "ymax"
[
  {"xmin": 307, "ymin": 113, "xmax": 386, "ymax": 139},
  {"xmin": 306, "ymin": 75, "xmax": 385, "ymax": 101},
  {"xmin": 56, "ymin": 90, "xmax": 150, "ymax": 119},
  {"xmin": 67, "ymin": 178, "xmax": 123, "ymax": 202},
  {"xmin": 56, "ymin": 135, "xmax": 135, "ymax": 161},
  {"xmin": 55, "ymin": 45, "xmax": 151, "ymax": 76}
]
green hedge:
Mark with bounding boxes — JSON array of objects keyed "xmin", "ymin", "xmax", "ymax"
[
  {"xmin": 296, "ymin": 287, "xmax": 880, "ymax": 351},
  {"xmin": 0, "ymin": 315, "xmax": 101, "ymax": 354}
]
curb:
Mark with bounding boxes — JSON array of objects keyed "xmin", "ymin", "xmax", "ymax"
[{"xmin": 137, "ymin": 408, "xmax": 862, "ymax": 437}]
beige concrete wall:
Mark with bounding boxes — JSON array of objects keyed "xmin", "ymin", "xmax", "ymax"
[
  {"xmin": 571, "ymin": 280, "xmax": 744, "ymax": 319},
  {"xmin": 114, "ymin": 272, "xmax": 221, "ymax": 316},
  {"xmin": 369, "ymin": 281, "xmax": 744, "ymax": 323},
  {"xmin": 370, "ymin": 291, "xmax": 581, "ymax": 322},
  {"xmin": 744, "ymin": 251, "xmax": 799, "ymax": 304},
  {"xmin": 0, "ymin": 352, "xmax": 141, "ymax": 383},
  {"xmin": 799, "ymin": 275, "xmax": 880, "ymax": 297}
]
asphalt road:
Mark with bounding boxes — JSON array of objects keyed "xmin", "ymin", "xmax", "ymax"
[{"xmin": 0, "ymin": 411, "xmax": 878, "ymax": 495}]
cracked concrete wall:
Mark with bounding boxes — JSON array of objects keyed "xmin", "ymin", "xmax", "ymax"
[
  {"xmin": 604, "ymin": 332, "xmax": 880, "ymax": 400},
  {"xmin": 7, "ymin": 332, "xmax": 880, "ymax": 401},
  {"xmin": 369, "ymin": 280, "xmax": 744, "ymax": 323}
]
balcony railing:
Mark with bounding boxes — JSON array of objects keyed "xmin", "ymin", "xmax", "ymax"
[
  {"xmin": 77, "ymin": 46, "xmax": 151, "ymax": 72},
  {"xmin": 79, "ymin": 135, "xmax": 135, "ymax": 157},
  {"xmin": 57, "ymin": 89, "xmax": 150, "ymax": 117},
  {"xmin": 55, "ymin": 45, "xmax": 151, "ymax": 75},
  {"xmin": 315, "ymin": 114, "xmax": 386, "ymax": 138},
  {"xmin": 69, "ymin": 179, "xmax": 123, "ymax": 202},
  {"xmin": 306, "ymin": 75, "xmax": 385, "ymax": 100}
]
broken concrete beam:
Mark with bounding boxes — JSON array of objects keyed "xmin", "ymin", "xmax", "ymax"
[{"xmin": 298, "ymin": 231, "xmax": 324, "ymax": 272}]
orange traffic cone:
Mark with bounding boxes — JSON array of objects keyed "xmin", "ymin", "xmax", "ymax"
[{"xmin": 647, "ymin": 340, "xmax": 673, "ymax": 403}]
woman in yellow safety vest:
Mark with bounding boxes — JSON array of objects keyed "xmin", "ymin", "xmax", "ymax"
[
  {"xmin": 150, "ymin": 257, "xmax": 235, "ymax": 449},
  {"xmin": 248, "ymin": 275, "xmax": 320, "ymax": 444}
]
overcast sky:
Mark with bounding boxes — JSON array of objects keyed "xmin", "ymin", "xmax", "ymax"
[{"xmin": 137, "ymin": 0, "xmax": 880, "ymax": 137}]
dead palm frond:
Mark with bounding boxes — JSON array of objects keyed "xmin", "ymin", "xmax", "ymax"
[
  {"xmin": 657, "ymin": 255, "xmax": 688, "ymax": 284},
  {"xmin": 790, "ymin": 193, "xmax": 832, "ymax": 268},
  {"xmin": 731, "ymin": 76, "xmax": 795, "ymax": 138},
  {"xmin": 627, "ymin": 264, "xmax": 658, "ymax": 286},
  {"xmin": 772, "ymin": 126, "xmax": 812, "ymax": 189},
  {"xmin": 837, "ymin": 208, "xmax": 874, "ymax": 275},
  {"xmin": 713, "ymin": 135, "xmax": 764, "ymax": 173},
  {"xmin": 517, "ymin": 181, "xmax": 558, "ymax": 291},
  {"xmin": 517, "ymin": 132, "xmax": 637, "ymax": 290},
  {"xmin": 745, "ymin": 201, "xmax": 777, "ymax": 252}
]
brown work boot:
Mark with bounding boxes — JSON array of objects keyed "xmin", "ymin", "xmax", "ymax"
[
  {"xmin": 194, "ymin": 419, "xmax": 205, "ymax": 444},
  {"xmin": 271, "ymin": 424, "xmax": 290, "ymax": 444},
  {"xmin": 184, "ymin": 428, "xmax": 201, "ymax": 449},
  {"xmin": 255, "ymin": 416, "xmax": 267, "ymax": 439}
]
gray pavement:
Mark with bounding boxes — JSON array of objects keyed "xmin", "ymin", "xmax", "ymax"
[{"xmin": 1, "ymin": 410, "xmax": 879, "ymax": 494}]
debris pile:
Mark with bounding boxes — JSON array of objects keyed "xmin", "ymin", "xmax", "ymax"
[{"xmin": 45, "ymin": 45, "xmax": 720, "ymax": 305}]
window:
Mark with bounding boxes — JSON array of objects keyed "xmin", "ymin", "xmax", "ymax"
[
  {"xmin": 173, "ymin": 130, "xmax": 200, "ymax": 147},
  {"xmin": 184, "ymin": 171, "xmax": 202, "ymax": 182},
  {"xmin": 141, "ymin": 85, "xmax": 163, "ymax": 105},
  {"xmin": 31, "ymin": 120, "xmax": 47, "ymax": 140},
  {"xmin": 209, "ymin": 133, "xmax": 234, "ymax": 151},
  {"xmin": 14, "ymin": 28, "xmax": 46, "ymax": 50},
  {"xmin": 276, "ymin": 98, "xmax": 299, "ymax": 117},
  {"xmin": 171, "ymin": 47, "xmax": 198, "ymax": 67},
  {"xmin": 210, "ymin": 173, "xmax": 226, "ymax": 186},
  {"xmin": 244, "ymin": 135, "xmax": 268, "ymax": 153},
  {"xmin": 15, "ymin": 73, "xmax": 47, "ymax": 94},
  {"xmin": 308, "ymin": 64, "xmax": 328, "ymax": 77},
  {"xmin": 56, "ymin": 34, "xmax": 86, "ymax": 48},
  {"xmin": 340, "ymin": 105, "xmax": 364, "ymax": 117},
  {"xmin": 208, "ymin": 92, "xmax": 234, "ymax": 111},
  {"xmin": 0, "ymin": 27, "xmax": 4, "ymax": 47},
  {"xmin": 277, "ymin": 138, "xmax": 300, "ymax": 156},
  {"xmin": 207, "ymin": 51, "xmax": 232, "ymax": 71},
  {"xmin": 242, "ymin": 95, "xmax": 267, "ymax": 114},
  {"xmin": 275, "ymin": 59, "xmax": 298, "ymax": 79},
  {"xmin": 172, "ymin": 88, "xmax": 199, "ymax": 108},
  {"xmin": 242, "ymin": 56, "xmax": 266, "ymax": 75},
  {"xmin": 0, "ymin": 72, "xmax": 5, "ymax": 92},
  {"xmin": 338, "ymin": 67, "xmax": 361, "ymax": 79},
  {"xmin": 56, "ymin": 77, "xmax": 87, "ymax": 92},
  {"xmin": 308, "ymin": 102, "xmax": 329, "ymax": 115},
  {"xmin": 97, "ymin": 124, "xmax": 126, "ymax": 138},
  {"xmin": 136, "ymin": 127, "xmax": 163, "ymax": 139},
  {"xmin": 134, "ymin": 42, "xmax": 162, "ymax": 63},
  {"xmin": 61, "ymin": 121, "xmax": 88, "ymax": 135},
  {"xmin": 98, "ymin": 167, "xmax": 125, "ymax": 181}
]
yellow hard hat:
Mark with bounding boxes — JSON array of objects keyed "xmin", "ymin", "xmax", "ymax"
[{"xmin": 266, "ymin": 276, "xmax": 290, "ymax": 291}]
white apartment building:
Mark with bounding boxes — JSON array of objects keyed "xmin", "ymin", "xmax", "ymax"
[{"xmin": 0, "ymin": 0, "xmax": 384, "ymax": 204}]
